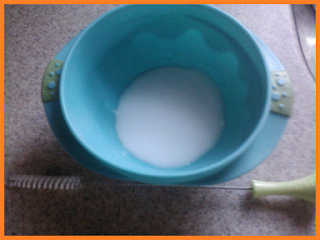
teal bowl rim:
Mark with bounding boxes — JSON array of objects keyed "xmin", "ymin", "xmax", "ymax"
[{"xmin": 60, "ymin": 4, "xmax": 271, "ymax": 183}]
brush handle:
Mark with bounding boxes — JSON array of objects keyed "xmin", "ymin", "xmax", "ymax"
[{"xmin": 252, "ymin": 173, "xmax": 316, "ymax": 203}]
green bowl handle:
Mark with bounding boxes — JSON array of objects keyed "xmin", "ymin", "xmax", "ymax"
[
  {"xmin": 41, "ymin": 60, "xmax": 64, "ymax": 102},
  {"xmin": 252, "ymin": 173, "xmax": 316, "ymax": 203},
  {"xmin": 269, "ymin": 70, "xmax": 294, "ymax": 117}
]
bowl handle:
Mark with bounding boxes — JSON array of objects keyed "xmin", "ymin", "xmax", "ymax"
[
  {"xmin": 269, "ymin": 70, "xmax": 294, "ymax": 117},
  {"xmin": 41, "ymin": 60, "xmax": 64, "ymax": 102},
  {"xmin": 249, "ymin": 31, "xmax": 294, "ymax": 117}
]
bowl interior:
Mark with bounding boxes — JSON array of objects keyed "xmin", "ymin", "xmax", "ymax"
[{"xmin": 60, "ymin": 5, "xmax": 269, "ymax": 181}]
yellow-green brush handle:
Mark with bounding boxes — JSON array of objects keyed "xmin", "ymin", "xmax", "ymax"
[{"xmin": 252, "ymin": 173, "xmax": 316, "ymax": 203}]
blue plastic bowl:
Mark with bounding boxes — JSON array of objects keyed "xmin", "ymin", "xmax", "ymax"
[{"xmin": 60, "ymin": 5, "xmax": 270, "ymax": 184}]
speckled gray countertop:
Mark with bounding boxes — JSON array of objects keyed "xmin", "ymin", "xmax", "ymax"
[{"xmin": 5, "ymin": 4, "xmax": 316, "ymax": 235}]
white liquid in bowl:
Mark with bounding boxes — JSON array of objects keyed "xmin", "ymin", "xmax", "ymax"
[{"xmin": 115, "ymin": 67, "xmax": 224, "ymax": 168}]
